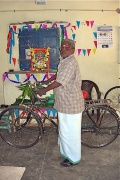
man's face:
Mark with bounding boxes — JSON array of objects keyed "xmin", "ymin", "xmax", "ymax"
[{"xmin": 60, "ymin": 41, "xmax": 75, "ymax": 58}]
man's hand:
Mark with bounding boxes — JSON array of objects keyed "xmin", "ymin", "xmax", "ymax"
[{"xmin": 38, "ymin": 88, "xmax": 46, "ymax": 96}]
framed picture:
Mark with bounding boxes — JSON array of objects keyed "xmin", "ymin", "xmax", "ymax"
[{"xmin": 30, "ymin": 47, "xmax": 50, "ymax": 72}]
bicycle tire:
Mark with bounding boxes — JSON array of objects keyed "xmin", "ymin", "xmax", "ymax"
[
  {"xmin": 104, "ymin": 86, "xmax": 120, "ymax": 111},
  {"xmin": 81, "ymin": 104, "xmax": 119, "ymax": 148},
  {"xmin": 0, "ymin": 105, "xmax": 43, "ymax": 149}
]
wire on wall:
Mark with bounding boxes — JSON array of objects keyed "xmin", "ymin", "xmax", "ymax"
[{"xmin": 0, "ymin": 8, "xmax": 119, "ymax": 13}]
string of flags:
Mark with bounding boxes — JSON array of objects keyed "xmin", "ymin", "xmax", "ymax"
[
  {"xmin": 6, "ymin": 20, "xmax": 97, "ymax": 65},
  {"xmin": 2, "ymin": 73, "xmax": 55, "ymax": 84},
  {"xmin": 71, "ymin": 20, "xmax": 97, "ymax": 56},
  {"xmin": 6, "ymin": 22, "xmax": 71, "ymax": 64},
  {"xmin": 14, "ymin": 108, "xmax": 57, "ymax": 118}
]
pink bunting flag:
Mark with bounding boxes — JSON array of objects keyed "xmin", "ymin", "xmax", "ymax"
[
  {"xmin": 2, "ymin": 74, "xmax": 7, "ymax": 82},
  {"xmin": 94, "ymin": 41, "xmax": 97, "ymax": 48},
  {"xmin": 40, "ymin": 108, "xmax": 46, "ymax": 118},
  {"xmin": 86, "ymin": 21, "xmax": 89, "ymax": 26},
  {"xmin": 12, "ymin": 58, "xmax": 16, "ymax": 66},
  {"xmin": 52, "ymin": 22, "xmax": 58, "ymax": 28},
  {"xmin": 42, "ymin": 24, "xmax": 47, "ymax": 28},
  {"xmin": 64, "ymin": 28, "xmax": 68, "ymax": 39},
  {"xmin": 28, "ymin": 24, "xmax": 32, "ymax": 29},
  {"xmin": 50, "ymin": 73, "xmax": 54, "ymax": 77},
  {"xmin": 87, "ymin": 49, "xmax": 91, "ymax": 56},
  {"xmin": 90, "ymin": 21, "xmax": 94, "ymax": 28},
  {"xmin": 78, "ymin": 49, "xmax": 81, "ymax": 56}
]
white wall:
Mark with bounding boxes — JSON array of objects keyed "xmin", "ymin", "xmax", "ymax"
[{"xmin": 0, "ymin": 1, "xmax": 119, "ymax": 104}]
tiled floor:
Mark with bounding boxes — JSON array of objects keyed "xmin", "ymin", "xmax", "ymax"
[{"xmin": 0, "ymin": 126, "xmax": 120, "ymax": 180}]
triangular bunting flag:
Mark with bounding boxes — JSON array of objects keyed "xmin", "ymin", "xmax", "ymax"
[
  {"xmin": 64, "ymin": 28, "xmax": 68, "ymax": 39},
  {"xmin": 39, "ymin": 24, "xmax": 42, "ymax": 29},
  {"xmin": 82, "ymin": 49, "xmax": 86, "ymax": 56},
  {"xmin": 94, "ymin": 41, "xmax": 97, "ymax": 48},
  {"xmin": 28, "ymin": 24, "xmax": 32, "ymax": 29},
  {"xmin": 87, "ymin": 49, "xmax": 91, "ymax": 56},
  {"xmin": 35, "ymin": 109, "xmax": 39, "ymax": 113},
  {"xmin": 76, "ymin": 21, "xmax": 80, "ymax": 28},
  {"xmin": 90, "ymin": 21, "xmax": 94, "ymax": 28},
  {"xmin": 13, "ymin": 25, "xmax": 17, "ymax": 32},
  {"xmin": 35, "ymin": 24, "xmax": 39, "ymax": 30},
  {"xmin": 93, "ymin": 48, "xmax": 97, "ymax": 54},
  {"xmin": 2, "ymin": 74, "xmax": 7, "ymax": 82},
  {"xmin": 14, "ymin": 109, "xmax": 19, "ymax": 118},
  {"xmin": 26, "ymin": 73, "xmax": 30, "ymax": 78},
  {"xmin": 36, "ymin": 74, "xmax": 41, "ymax": 81},
  {"xmin": 46, "ymin": 74, "xmax": 49, "ymax": 80},
  {"xmin": 93, "ymin": 32, "xmax": 97, "ymax": 39},
  {"xmin": 46, "ymin": 109, "xmax": 51, "ymax": 117},
  {"xmin": 52, "ymin": 22, "xmax": 58, "ymax": 28},
  {"xmin": 52, "ymin": 109, "xmax": 57, "ymax": 117},
  {"xmin": 60, "ymin": 25, "xmax": 64, "ymax": 29},
  {"xmin": 40, "ymin": 108, "xmax": 46, "ymax": 117},
  {"xmin": 21, "ymin": 111, "xmax": 26, "ymax": 118},
  {"xmin": 72, "ymin": 26, "xmax": 76, "ymax": 30},
  {"xmin": 50, "ymin": 73, "xmax": 54, "ymax": 77},
  {"xmin": 12, "ymin": 58, "xmax": 16, "ymax": 66},
  {"xmin": 86, "ymin": 21, "xmax": 89, "ymax": 26},
  {"xmin": 72, "ymin": 34, "xmax": 76, "ymax": 40},
  {"xmin": 15, "ymin": 74, "xmax": 19, "ymax": 82},
  {"xmin": 42, "ymin": 24, "xmax": 47, "ymax": 28},
  {"xmin": 78, "ymin": 49, "xmax": 81, "ymax": 56}
]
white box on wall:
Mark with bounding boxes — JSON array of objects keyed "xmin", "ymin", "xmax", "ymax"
[{"xmin": 35, "ymin": 0, "xmax": 47, "ymax": 5}]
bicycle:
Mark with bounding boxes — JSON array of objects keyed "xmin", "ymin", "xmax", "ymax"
[
  {"xmin": 0, "ymin": 82, "xmax": 119, "ymax": 149},
  {"xmin": 104, "ymin": 86, "xmax": 120, "ymax": 111}
]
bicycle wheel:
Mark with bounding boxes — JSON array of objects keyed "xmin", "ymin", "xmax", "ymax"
[
  {"xmin": 0, "ymin": 105, "xmax": 43, "ymax": 149},
  {"xmin": 81, "ymin": 104, "xmax": 119, "ymax": 148},
  {"xmin": 104, "ymin": 86, "xmax": 120, "ymax": 111}
]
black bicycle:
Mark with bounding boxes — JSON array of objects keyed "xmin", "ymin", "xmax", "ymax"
[
  {"xmin": 0, "ymin": 82, "xmax": 119, "ymax": 149},
  {"xmin": 104, "ymin": 86, "xmax": 120, "ymax": 111}
]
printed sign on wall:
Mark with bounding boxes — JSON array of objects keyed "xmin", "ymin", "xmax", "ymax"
[{"xmin": 97, "ymin": 26, "xmax": 113, "ymax": 48}]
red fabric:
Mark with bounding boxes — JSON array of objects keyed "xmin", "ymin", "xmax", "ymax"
[{"xmin": 82, "ymin": 90, "xmax": 88, "ymax": 99}]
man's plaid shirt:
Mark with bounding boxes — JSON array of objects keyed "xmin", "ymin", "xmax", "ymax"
[{"xmin": 54, "ymin": 54, "xmax": 85, "ymax": 114}]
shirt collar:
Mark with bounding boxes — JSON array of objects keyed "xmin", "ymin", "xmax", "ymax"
[{"xmin": 60, "ymin": 54, "xmax": 74, "ymax": 61}]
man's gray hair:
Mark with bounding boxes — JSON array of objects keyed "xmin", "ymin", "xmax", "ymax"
[{"xmin": 62, "ymin": 39, "xmax": 75, "ymax": 49}]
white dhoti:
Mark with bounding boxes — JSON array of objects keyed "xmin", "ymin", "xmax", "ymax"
[{"xmin": 58, "ymin": 112, "xmax": 82, "ymax": 164}]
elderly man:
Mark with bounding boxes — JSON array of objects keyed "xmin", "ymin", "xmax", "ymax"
[{"xmin": 38, "ymin": 39, "xmax": 85, "ymax": 167}]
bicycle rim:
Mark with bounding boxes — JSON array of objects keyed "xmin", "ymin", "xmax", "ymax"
[
  {"xmin": 81, "ymin": 105, "xmax": 119, "ymax": 148},
  {"xmin": 0, "ymin": 106, "xmax": 42, "ymax": 149},
  {"xmin": 104, "ymin": 86, "xmax": 120, "ymax": 111}
]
